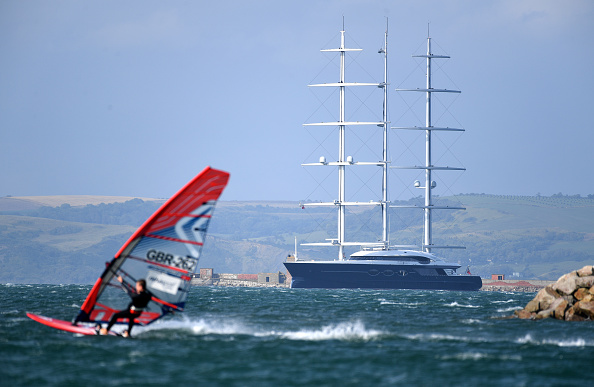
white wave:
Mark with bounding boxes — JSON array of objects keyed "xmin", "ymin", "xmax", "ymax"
[
  {"xmin": 0, "ymin": 309, "xmax": 20, "ymax": 315},
  {"xmin": 515, "ymin": 333, "xmax": 532, "ymax": 344},
  {"xmin": 553, "ymin": 338, "xmax": 589, "ymax": 347},
  {"xmin": 493, "ymin": 299, "xmax": 519, "ymax": 304},
  {"xmin": 404, "ymin": 333, "xmax": 490, "ymax": 344},
  {"xmin": 461, "ymin": 318, "xmax": 484, "ymax": 324},
  {"xmin": 406, "ymin": 331, "xmax": 593, "ymax": 348},
  {"xmin": 141, "ymin": 316, "xmax": 254, "ymax": 336},
  {"xmin": 379, "ymin": 300, "xmax": 426, "ymax": 307},
  {"xmin": 445, "ymin": 302, "xmax": 480, "ymax": 308},
  {"xmin": 516, "ymin": 334, "xmax": 591, "ymax": 347},
  {"xmin": 439, "ymin": 352, "xmax": 522, "ymax": 361},
  {"xmin": 378, "ymin": 298, "xmax": 428, "ymax": 307},
  {"xmin": 496, "ymin": 306, "xmax": 523, "ymax": 313},
  {"xmin": 140, "ymin": 317, "xmax": 383, "ymax": 342},
  {"xmin": 278, "ymin": 321, "xmax": 384, "ymax": 341}
]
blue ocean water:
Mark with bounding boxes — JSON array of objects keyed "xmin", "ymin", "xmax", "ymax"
[{"xmin": 2, "ymin": 284, "xmax": 593, "ymax": 386}]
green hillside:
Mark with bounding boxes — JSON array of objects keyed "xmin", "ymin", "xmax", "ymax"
[
  {"xmin": 0, "ymin": 194, "xmax": 593, "ymax": 283},
  {"xmin": 451, "ymin": 194, "xmax": 594, "ymax": 279}
]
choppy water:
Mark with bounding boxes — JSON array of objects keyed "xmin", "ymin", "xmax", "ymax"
[{"xmin": 2, "ymin": 284, "xmax": 593, "ymax": 386}]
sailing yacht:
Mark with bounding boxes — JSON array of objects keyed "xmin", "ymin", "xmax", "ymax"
[{"xmin": 283, "ymin": 25, "xmax": 482, "ymax": 291}]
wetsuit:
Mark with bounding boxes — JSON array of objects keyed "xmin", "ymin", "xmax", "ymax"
[{"xmin": 105, "ymin": 289, "xmax": 151, "ymax": 334}]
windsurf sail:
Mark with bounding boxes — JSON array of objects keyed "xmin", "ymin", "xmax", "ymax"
[{"xmin": 74, "ymin": 166, "xmax": 229, "ymax": 327}]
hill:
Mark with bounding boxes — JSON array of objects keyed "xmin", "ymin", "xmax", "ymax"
[{"xmin": 0, "ymin": 194, "xmax": 593, "ymax": 283}]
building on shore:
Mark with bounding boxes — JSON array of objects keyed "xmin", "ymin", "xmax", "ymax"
[
  {"xmin": 191, "ymin": 268, "xmax": 289, "ymax": 288},
  {"xmin": 480, "ymin": 278, "xmax": 554, "ymax": 292}
]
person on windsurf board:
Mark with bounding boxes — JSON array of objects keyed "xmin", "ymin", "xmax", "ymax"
[
  {"xmin": 26, "ymin": 167, "xmax": 230, "ymax": 338},
  {"xmin": 98, "ymin": 276, "xmax": 151, "ymax": 337}
]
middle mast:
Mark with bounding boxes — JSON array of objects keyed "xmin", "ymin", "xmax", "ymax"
[{"xmin": 302, "ymin": 26, "xmax": 389, "ymax": 261}]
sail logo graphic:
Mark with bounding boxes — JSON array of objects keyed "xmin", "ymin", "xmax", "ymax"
[
  {"xmin": 175, "ymin": 206, "xmax": 212, "ymax": 258},
  {"xmin": 146, "ymin": 249, "xmax": 197, "ymax": 271},
  {"xmin": 147, "ymin": 269, "xmax": 182, "ymax": 295}
]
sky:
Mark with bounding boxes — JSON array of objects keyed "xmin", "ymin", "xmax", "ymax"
[{"xmin": 1, "ymin": 0, "xmax": 593, "ymax": 202}]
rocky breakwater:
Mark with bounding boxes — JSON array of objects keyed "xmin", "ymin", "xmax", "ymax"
[{"xmin": 515, "ymin": 265, "xmax": 594, "ymax": 321}]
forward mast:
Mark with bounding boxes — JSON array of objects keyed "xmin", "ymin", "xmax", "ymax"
[{"xmin": 302, "ymin": 26, "xmax": 389, "ymax": 260}]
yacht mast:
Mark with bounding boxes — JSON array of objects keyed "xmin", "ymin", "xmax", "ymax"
[
  {"xmin": 392, "ymin": 29, "xmax": 465, "ymax": 253},
  {"xmin": 381, "ymin": 20, "xmax": 389, "ymax": 247},
  {"xmin": 338, "ymin": 29, "xmax": 346, "ymax": 261},
  {"xmin": 423, "ymin": 35, "xmax": 434, "ymax": 253},
  {"xmin": 301, "ymin": 25, "xmax": 386, "ymax": 260}
]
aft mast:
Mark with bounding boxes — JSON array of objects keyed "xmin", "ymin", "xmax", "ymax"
[
  {"xmin": 392, "ymin": 28, "xmax": 465, "ymax": 253},
  {"xmin": 380, "ymin": 20, "xmax": 389, "ymax": 247},
  {"xmin": 301, "ymin": 23, "xmax": 388, "ymax": 260}
]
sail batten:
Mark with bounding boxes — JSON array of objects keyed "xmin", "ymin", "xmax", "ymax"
[{"xmin": 145, "ymin": 233, "xmax": 204, "ymax": 246}]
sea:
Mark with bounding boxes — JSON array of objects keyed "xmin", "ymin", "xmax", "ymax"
[{"xmin": 2, "ymin": 284, "xmax": 593, "ymax": 387}]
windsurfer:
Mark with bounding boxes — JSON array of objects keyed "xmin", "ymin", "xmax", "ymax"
[{"xmin": 99, "ymin": 276, "xmax": 151, "ymax": 337}]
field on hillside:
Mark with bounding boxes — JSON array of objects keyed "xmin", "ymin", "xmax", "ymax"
[{"xmin": 1, "ymin": 194, "xmax": 593, "ymax": 283}]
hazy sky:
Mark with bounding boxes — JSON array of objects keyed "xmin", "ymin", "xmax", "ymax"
[{"xmin": 1, "ymin": 0, "xmax": 593, "ymax": 201}]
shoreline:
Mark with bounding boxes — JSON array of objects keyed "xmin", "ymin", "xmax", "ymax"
[{"xmin": 191, "ymin": 277, "xmax": 553, "ymax": 291}]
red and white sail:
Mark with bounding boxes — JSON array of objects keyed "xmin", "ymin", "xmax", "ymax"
[{"xmin": 74, "ymin": 166, "xmax": 229, "ymax": 326}]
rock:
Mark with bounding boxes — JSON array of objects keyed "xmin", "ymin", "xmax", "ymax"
[
  {"xmin": 574, "ymin": 287, "xmax": 591, "ymax": 301},
  {"xmin": 531, "ymin": 285, "xmax": 560, "ymax": 310},
  {"xmin": 574, "ymin": 301, "xmax": 594, "ymax": 319},
  {"xmin": 515, "ymin": 309, "xmax": 533, "ymax": 319},
  {"xmin": 576, "ymin": 276, "xmax": 594, "ymax": 289},
  {"xmin": 513, "ymin": 266, "xmax": 594, "ymax": 321},
  {"xmin": 552, "ymin": 271, "xmax": 579, "ymax": 296},
  {"xmin": 524, "ymin": 299, "xmax": 540, "ymax": 313},
  {"xmin": 551, "ymin": 298, "xmax": 569, "ymax": 320},
  {"xmin": 535, "ymin": 309, "xmax": 553, "ymax": 320},
  {"xmin": 562, "ymin": 295, "xmax": 575, "ymax": 305},
  {"xmin": 565, "ymin": 305, "xmax": 586, "ymax": 321},
  {"xmin": 577, "ymin": 265, "xmax": 594, "ymax": 277}
]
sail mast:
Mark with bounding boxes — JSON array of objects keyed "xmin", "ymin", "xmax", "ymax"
[
  {"xmin": 338, "ymin": 29, "xmax": 346, "ymax": 261},
  {"xmin": 392, "ymin": 27, "xmax": 465, "ymax": 253},
  {"xmin": 381, "ymin": 20, "xmax": 389, "ymax": 247},
  {"xmin": 301, "ymin": 23, "xmax": 386, "ymax": 258},
  {"xmin": 424, "ymin": 34, "xmax": 432, "ymax": 253}
]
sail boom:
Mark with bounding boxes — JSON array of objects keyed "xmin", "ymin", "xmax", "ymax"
[
  {"xmin": 423, "ymin": 245, "xmax": 466, "ymax": 249},
  {"xmin": 304, "ymin": 122, "xmax": 384, "ymax": 126},
  {"xmin": 321, "ymin": 48, "xmax": 362, "ymax": 52},
  {"xmin": 412, "ymin": 54, "xmax": 450, "ymax": 59},
  {"xmin": 301, "ymin": 242, "xmax": 385, "ymax": 247},
  {"xmin": 390, "ymin": 205, "xmax": 465, "ymax": 210},
  {"xmin": 391, "ymin": 166, "xmax": 466, "ymax": 171},
  {"xmin": 396, "ymin": 88, "xmax": 460, "ymax": 93},
  {"xmin": 303, "ymin": 201, "xmax": 381, "ymax": 207},
  {"xmin": 302, "ymin": 161, "xmax": 386, "ymax": 166},
  {"xmin": 309, "ymin": 82, "xmax": 381, "ymax": 87},
  {"xmin": 391, "ymin": 126, "xmax": 464, "ymax": 132}
]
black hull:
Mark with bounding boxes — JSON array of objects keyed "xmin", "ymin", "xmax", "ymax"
[{"xmin": 284, "ymin": 262, "xmax": 482, "ymax": 291}]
